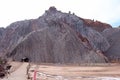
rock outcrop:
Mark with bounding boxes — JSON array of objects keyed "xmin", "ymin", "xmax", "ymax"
[
  {"xmin": 82, "ymin": 19, "xmax": 112, "ymax": 32},
  {"xmin": 0, "ymin": 28, "xmax": 5, "ymax": 41},
  {"xmin": 0, "ymin": 7, "xmax": 112, "ymax": 63},
  {"xmin": 102, "ymin": 28, "xmax": 120, "ymax": 62},
  {"xmin": 8, "ymin": 23, "xmax": 106, "ymax": 63}
]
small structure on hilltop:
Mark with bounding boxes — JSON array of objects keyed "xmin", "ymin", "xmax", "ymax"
[
  {"xmin": 49, "ymin": 6, "xmax": 57, "ymax": 12},
  {"xmin": 69, "ymin": 11, "xmax": 71, "ymax": 14},
  {"xmin": 73, "ymin": 13, "xmax": 75, "ymax": 15}
]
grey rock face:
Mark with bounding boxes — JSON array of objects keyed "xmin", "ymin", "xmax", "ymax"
[
  {"xmin": 42, "ymin": 7, "xmax": 110, "ymax": 52},
  {"xmin": 102, "ymin": 28, "xmax": 120, "ymax": 61},
  {"xmin": 0, "ymin": 7, "xmax": 110, "ymax": 63},
  {"xmin": 9, "ymin": 23, "xmax": 105, "ymax": 63}
]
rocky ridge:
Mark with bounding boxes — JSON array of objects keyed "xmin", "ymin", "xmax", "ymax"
[
  {"xmin": 0, "ymin": 6, "xmax": 118, "ymax": 63},
  {"xmin": 102, "ymin": 28, "xmax": 120, "ymax": 62}
]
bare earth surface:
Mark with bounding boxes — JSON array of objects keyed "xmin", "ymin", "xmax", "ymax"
[
  {"xmin": 1, "ymin": 62, "xmax": 120, "ymax": 80},
  {"xmin": 37, "ymin": 64, "xmax": 120, "ymax": 77},
  {"xmin": 29, "ymin": 63, "xmax": 120, "ymax": 80},
  {"xmin": 2, "ymin": 62, "xmax": 28, "ymax": 80}
]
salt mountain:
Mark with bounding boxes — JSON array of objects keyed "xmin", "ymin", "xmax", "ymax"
[{"xmin": 0, "ymin": 7, "xmax": 119, "ymax": 64}]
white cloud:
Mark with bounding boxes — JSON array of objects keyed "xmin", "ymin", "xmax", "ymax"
[{"xmin": 0, "ymin": 0, "xmax": 120, "ymax": 27}]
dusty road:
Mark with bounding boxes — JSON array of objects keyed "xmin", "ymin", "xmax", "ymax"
[
  {"xmin": 1, "ymin": 62, "xmax": 120, "ymax": 80},
  {"xmin": 29, "ymin": 63, "xmax": 120, "ymax": 80},
  {"xmin": 34, "ymin": 63, "xmax": 120, "ymax": 77},
  {"xmin": 2, "ymin": 62, "xmax": 28, "ymax": 80}
]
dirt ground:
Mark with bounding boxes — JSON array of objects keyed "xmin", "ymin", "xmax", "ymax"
[
  {"xmin": 28, "ymin": 63, "xmax": 120, "ymax": 80},
  {"xmin": 1, "ymin": 62, "xmax": 28, "ymax": 80},
  {"xmin": 1, "ymin": 62, "xmax": 120, "ymax": 80}
]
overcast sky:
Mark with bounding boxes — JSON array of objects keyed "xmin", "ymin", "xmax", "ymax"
[{"xmin": 0, "ymin": 0, "xmax": 120, "ymax": 27}]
